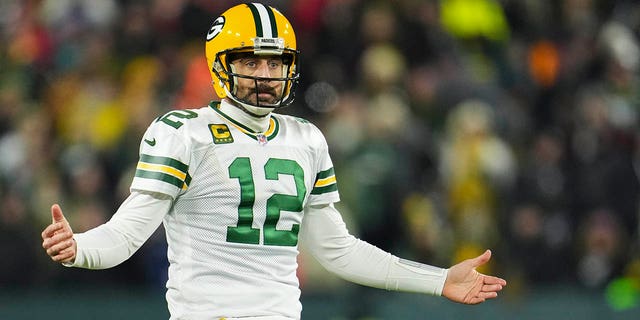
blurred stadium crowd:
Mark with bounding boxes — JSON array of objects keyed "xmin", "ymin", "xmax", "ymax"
[{"xmin": 1, "ymin": 0, "xmax": 640, "ymax": 307}]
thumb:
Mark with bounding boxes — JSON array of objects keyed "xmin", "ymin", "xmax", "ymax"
[
  {"xmin": 51, "ymin": 204, "xmax": 66, "ymax": 223},
  {"xmin": 470, "ymin": 249, "xmax": 492, "ymax": 268}
]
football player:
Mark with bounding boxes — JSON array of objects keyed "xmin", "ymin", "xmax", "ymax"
[{"xmin": 42, "ymin": 3, "xmax": 506, "ymax": 319}]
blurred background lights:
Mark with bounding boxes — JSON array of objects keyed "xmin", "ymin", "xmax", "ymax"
[{"xmin": 304, "ymin": 81, "xmax": 338, "ymax": 113}]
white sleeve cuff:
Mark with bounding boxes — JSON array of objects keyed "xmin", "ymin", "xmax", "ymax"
[{"xmin": 386, "ymin": 257, "xmax": 448, "ymax": 295}]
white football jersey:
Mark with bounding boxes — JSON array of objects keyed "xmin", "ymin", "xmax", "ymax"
[{"xmin": 130, "ymin": 102, "xmax": 340, "ymax": 319}]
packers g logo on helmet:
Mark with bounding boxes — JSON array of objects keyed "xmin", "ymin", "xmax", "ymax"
[
  {"xmin": 205, "ymin": 3, "xmax": 300, "ymax": 109},
  {"xmin": 206, "ymin": 16, "xmax": 225, "ymax": 41}
]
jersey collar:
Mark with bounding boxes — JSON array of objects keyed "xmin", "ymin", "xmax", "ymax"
[{"xmin": 210, "ymin": 101, "xmax": 280, "ymax": 142}]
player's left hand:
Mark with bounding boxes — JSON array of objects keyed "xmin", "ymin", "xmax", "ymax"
[{"xmin": 442, "ymin": 249, "xmax": 507, "ymax": 304}]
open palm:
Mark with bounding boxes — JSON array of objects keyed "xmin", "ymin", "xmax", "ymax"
[{"xmin": 442, "ymin": 250, "xmax": 507, "ymax": 304}]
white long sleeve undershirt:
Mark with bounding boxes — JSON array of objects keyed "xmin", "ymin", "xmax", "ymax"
[
  {"xmin": 68, "ymin": 194, "xmax": 447, "ymax": 295},
  {"xmin": 68, "ymin": 191, "xmax": 172, "ymax": 269},
  {"xmin": 301, "ymin": 203, "xmax": 448, "ymax": 296}
]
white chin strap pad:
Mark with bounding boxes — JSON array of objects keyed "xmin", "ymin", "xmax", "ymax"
[
  {"xmin": 240, "ymin": 101, "xmax": 274, "ymax": 116},
  {"xmin": 224, "ymin": 86, "xmax": 274, "ymax": 116}
]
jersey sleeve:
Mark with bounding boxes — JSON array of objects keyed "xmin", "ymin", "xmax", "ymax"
[
  {"xmin": 130, "ymin": 115, "xmax": 192, "ymax": 199},
  {"xmin": 306, "ymin": 125, "xmax": 340, "ymax": 206}
]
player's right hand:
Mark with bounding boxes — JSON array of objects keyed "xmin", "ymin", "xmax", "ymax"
[{"xmin": 41, "ymin": 204, "xmax": 77, "ymax": 263}]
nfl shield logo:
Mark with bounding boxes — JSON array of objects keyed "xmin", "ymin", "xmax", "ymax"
[{"xmin": 257, "ymin": 134, "xmax": 268, "ymax": 145}]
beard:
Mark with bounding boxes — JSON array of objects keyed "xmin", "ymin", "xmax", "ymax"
[{"xmin": 237, "ymin": 83, "xmax": 282, "ymax": 106}]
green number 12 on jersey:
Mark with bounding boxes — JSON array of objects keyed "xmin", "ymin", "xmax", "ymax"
[{"xmin": 227, "ymin": 157, "xmax": 306, "ymax": 247}]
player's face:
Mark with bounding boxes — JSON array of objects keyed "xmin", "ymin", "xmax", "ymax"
[{"xmin": 231, "ymin": 55, "xmax": 285, "ymax": 106}]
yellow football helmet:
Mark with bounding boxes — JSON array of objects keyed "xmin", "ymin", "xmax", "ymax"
[{"xmin": 205, "ymin": 3, "xmax": 299, "ymax": 109}]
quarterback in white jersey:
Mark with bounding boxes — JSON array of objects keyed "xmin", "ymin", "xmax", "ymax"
[
  {"xmin": 42, "ymin": 3, "xmax": 507, "ymax": 320},
  {"xmin": 134, "ymin": 101, "xmax": 340, "ymax": 317}
]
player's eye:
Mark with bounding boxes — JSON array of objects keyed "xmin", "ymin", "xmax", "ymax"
[
  {"xmin": 268, "ymin": 60, "xmax": 283, "ymax": 69},
  {"xmin": 244, "ymin": 60, "xmax": 257, "ymax": 68}
]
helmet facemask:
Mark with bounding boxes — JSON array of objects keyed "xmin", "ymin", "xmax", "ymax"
[{"xmin": 212, "ymin": 44, "xmax": 299, "ymax": 112}]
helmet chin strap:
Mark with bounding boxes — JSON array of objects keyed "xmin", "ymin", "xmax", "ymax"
[{"xmin": 223, "ymin": 86, "xmax": 274, "ymax": 117}]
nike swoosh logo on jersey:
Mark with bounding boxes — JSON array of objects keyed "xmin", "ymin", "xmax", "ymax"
[{"xmin": 144, "ymin": 138, "xmax": 157, "ymax": 146}]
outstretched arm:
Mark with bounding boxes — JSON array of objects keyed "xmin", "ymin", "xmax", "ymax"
[
  {"xmin": 301, "ymin": 203, "xmax": 448, "ymax": 295},
  {"xmin": 41, "ymin": 191, "xmax": 172, "ymax": 269},
  {"xmin": 301, "ymin": 203, "xmax": 507, "ymax": 304},
  {"xmin": 442, "ymin": 250, "xmax": 507, "ymax": 304}
]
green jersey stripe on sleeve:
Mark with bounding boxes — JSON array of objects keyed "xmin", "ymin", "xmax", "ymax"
[
  {"xmin": 311, "ymin": 167, "xmax": 337, "ymax": 195},
  {"xmin": 136, "ymin": 154, "xmax": 191, "ymax": 189},
  {"xmin": 135, "ymin": 169, "xmax": 186, "ymax": 189},
  {"xmin": 140, "ymin": 154, "xmax": 189, "ymax": 172},
  {"xmin": 310, "ymin": 183, "xmax": 338, "ymax": 195},
  {"xmin": 315, "ymin": 167, "xmax": 335, "ymax": 179}
]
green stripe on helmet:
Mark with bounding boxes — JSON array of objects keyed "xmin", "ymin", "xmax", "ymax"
[
  {"xmin": 264, "ymin": 5, "xmax": 278, "ymax": 37},
  {"xmin": 246, "ymin": 3, "xmax": 278, "ymax": 38},
  {"xmin": 246, "ymin": 3, "xmax": 264, "ymax": 37}
]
